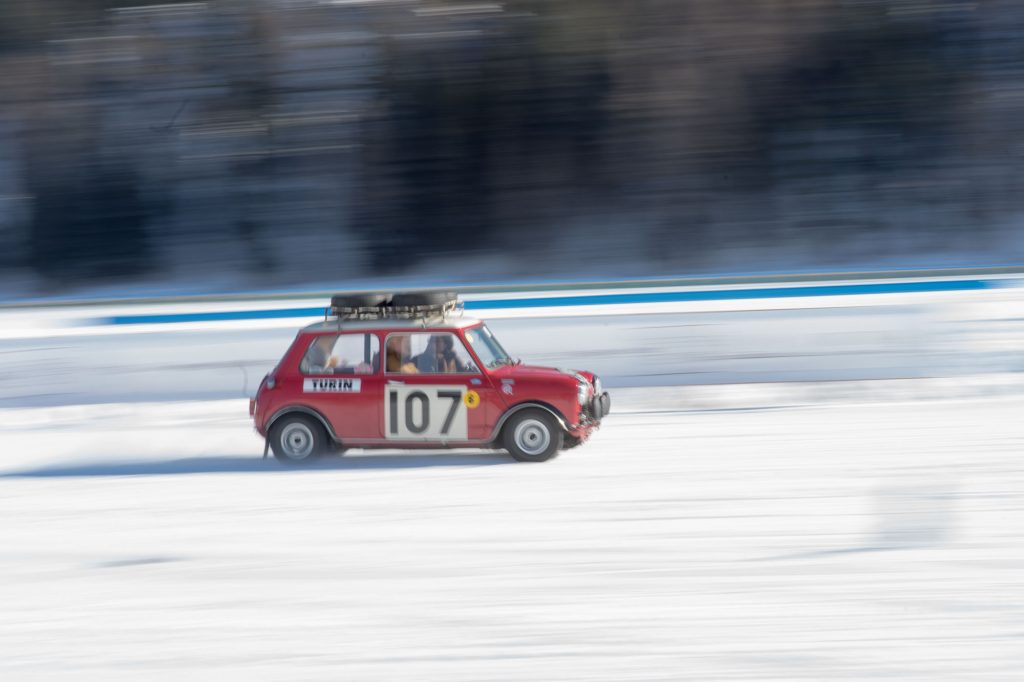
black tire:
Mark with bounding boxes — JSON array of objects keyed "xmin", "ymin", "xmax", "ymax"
[
  {"xmin": 269, "ymin": 414, "xmax": 327, "ymax": 464},
  {"xmin": 390, "ymin": 291, "xmax": 456, "ymax": 308},
  {"xmin": 503, "ymin": 409, "xmax": 562, "ymax": 462},
  {"xmin": 331, "ymin": 293, "xmax": 388, "ymax": 310}
]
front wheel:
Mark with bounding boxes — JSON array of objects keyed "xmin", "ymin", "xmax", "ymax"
[
  {"xmin": 503, "ymin": 409, "xmax": 562, "ymax": 462},
  {"xmin": 269, "ymin": 415, "xmax": 326, "ymax": 464}
]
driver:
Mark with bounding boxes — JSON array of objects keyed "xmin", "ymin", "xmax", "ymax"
[
  {"xmin": 412, "ymin": 334, "xmax": 467, "ymax": 373},
  {"xmin": 414, "ymin": 335, "xmax": 440, "ymax": 373},
  {"xmin": 436, "ymin": 334, "xmax": 466, "ymax": 373}
]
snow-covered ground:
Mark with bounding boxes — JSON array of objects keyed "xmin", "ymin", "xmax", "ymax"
[
  {"xmin": 2, "ymin": 275, "xmax": 1023, "ymax": 679},
  {"xmin": 2, "ymin": 392, "xmax": 1023, "ymax": 680}
]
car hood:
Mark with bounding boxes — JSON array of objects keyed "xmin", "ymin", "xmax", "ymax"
[{"xmin": 490, "ymin": 364, "xmax": 586, "ymax": 382}]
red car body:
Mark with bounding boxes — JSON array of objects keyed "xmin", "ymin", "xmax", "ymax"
[{"xmin": 251, "ymin": 315, "xmax": 610, "ymax": 462}]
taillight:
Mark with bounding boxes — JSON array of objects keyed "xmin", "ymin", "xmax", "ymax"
[{"xmin": 265, "ymin": 374, "xmax": 277, "ymax": 390}]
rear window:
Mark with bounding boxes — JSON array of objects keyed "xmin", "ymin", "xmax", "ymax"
[{"xmin": 300, "ymin": 333, "xmax": 379, "ymax": 375}]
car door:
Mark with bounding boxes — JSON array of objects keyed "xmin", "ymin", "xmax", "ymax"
[
  {"xmin": 382, "ymin": 331, "xmax": 498, "ymax": 443},
  {"xmin": 299, "ymin": 332, "xmax": 383, "ymax": 441}
]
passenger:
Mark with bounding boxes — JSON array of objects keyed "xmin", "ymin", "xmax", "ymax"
[{"xmin": 386, "ymin": 336, "xmax": 418, "ymax": 374}]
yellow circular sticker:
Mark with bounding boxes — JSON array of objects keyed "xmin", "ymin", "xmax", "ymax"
[{"xmin": 464, "ymin": 390, "xmax": 481, "ymax": 409}]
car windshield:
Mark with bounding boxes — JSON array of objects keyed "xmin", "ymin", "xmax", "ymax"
[{"xmin": 464, "ymin": 324, "xmax": 513, "ymax": 368}]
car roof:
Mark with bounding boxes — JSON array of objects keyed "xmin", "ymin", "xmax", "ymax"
[{"xmin": 300, "ymin": 316, "xmax": 483, "ymax": 334}]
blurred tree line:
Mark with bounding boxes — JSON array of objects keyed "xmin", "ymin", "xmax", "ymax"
[{"xmin": 0, "ymin": 0, "xmax": 1021, "ymax": 290}]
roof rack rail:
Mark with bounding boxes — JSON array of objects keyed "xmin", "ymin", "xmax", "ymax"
[{"xmin": 324, "ymin": 291, "xmax": 462, "ymax": 321}]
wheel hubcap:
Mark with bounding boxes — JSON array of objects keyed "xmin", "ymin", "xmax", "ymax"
[
  {"xmin": 280, "ymin": 422, "xmax": 314, "ymax": 460},
  {"xmin": 514, "ymin": 419, "xmax": 551, "ymax": 456}
]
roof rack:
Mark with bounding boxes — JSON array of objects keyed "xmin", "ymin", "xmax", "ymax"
[{"xmin": 325, "ymin": 291, "xmax": 462, "ymax": 321}]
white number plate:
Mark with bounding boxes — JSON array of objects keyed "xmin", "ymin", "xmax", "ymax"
[{"xmin": 385, "ymin": 385, "xmax": 468, "ymax": 440}]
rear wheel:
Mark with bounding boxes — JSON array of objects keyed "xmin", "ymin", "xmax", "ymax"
[
  {"xmin": 270, "ymin": 415, "xmax": 326, "ymax": 464},
  {"xmin": 503, "ymin": 409, "xmax": 562, "ymax": 462}
]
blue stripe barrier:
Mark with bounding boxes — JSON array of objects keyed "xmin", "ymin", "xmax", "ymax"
[
  {"xmin": 464, "ymin": 279, "xmax": 991, "ymax": 309},
  {"xmin": 102, "ymin": 307, "xmax": 328, "ymax": 325},
  {"xmin": 92, "ymin": 279, "xmax": 993, "ymax": 326}
]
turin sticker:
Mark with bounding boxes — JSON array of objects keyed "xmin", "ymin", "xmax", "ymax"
[{"xmin": 303, "ymin": 378, "xmax": 362, "ymax": 393}]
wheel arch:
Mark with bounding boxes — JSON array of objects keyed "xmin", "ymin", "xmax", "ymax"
[
  {"xmin": 491, "ymin": 401, "xmax": 569, "ymax": 441},
  {"xmin": 266, "ymin": 405, "xmax": 339, "ymax": 443}
]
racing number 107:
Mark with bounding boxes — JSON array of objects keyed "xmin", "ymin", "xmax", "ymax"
[{"xmin": 386, "ymin": 386, "xmax": 468, "ymax": 440}]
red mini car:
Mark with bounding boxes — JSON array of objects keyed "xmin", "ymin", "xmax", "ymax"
[{"xmin": 250, "ymin": 291, "xmax": 610, "ymax": 463}]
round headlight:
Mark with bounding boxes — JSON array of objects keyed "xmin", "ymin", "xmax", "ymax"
[
  {"xmin": 577, "ymin": 381, "xmax": 589, "ymax": 405},
  {"xmin": 593, "ymin": 376, "xmax": 602, "ymax": 395}
]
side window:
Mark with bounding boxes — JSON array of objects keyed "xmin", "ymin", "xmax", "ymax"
[
  {"xmin": 301, "ymin": 334, "xmax": 380, "ymax": 375},
  {"xmin": 385, "ymin": 332, "xmax": 479, "ymax": 374}
]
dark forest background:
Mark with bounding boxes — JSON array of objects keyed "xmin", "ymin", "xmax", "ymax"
[{"xmin": 1, "ymin": 0, "xmax": 1022, "ymax": 292}]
